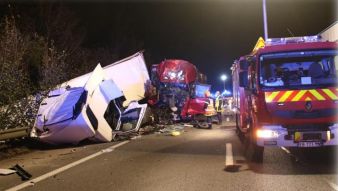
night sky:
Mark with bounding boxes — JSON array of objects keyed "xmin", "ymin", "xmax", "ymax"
[{"xmin": 4, "ymin": 0, "xmax": 338, "ymax": 91}]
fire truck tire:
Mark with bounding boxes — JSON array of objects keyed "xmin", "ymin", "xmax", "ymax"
[
  {"xmin": 245, "ymin": 131, "xmax": 264, "ymax": 163},
  {"xmin": 251, "ymin": 144, "xmax": 264, "ymax": 163},
  {"xmin": 235, "ymin": 114, "xmax": 245, "ymax": 142},
  {"xmin": 235, "ymin": 114, "xmax": 240, "ymax": 134}
]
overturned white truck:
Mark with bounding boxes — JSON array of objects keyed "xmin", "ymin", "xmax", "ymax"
[{"xmin": 30, "ymin": 52, "xmax": 150, "ymax": 145}]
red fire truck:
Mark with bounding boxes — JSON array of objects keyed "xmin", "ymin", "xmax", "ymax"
[{"xmin": 232, "ymin": 36, "xmax": 338, "ymax": 162}]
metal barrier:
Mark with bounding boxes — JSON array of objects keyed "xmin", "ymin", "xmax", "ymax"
[{"xmin": 0, "ymin": 127, "xmax": 29, "ymax": 141}]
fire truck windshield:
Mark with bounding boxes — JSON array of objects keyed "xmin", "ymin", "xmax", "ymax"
[{"xmin": 259, "ymin": 50, "xmax": 338, "ymax": 88}]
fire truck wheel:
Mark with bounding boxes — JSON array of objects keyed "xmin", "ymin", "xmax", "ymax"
[
  {"xmin": 251, "ymin": 144, "xmax": 264, "ymax": 163},
  {"xmin": 244, "ymin": 131, "xmax": 264, "ymax": 163},
  {"xmin": 235, "ymin": 114, "xmax": 245, "ymax": 142},
  {"xmin": 235, "ymin": 114, "xmax": 240, "ymax": 133}
]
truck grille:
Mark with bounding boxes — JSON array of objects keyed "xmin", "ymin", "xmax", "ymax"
[{"xmin": 273, "ymin": 108, "xmax": 337, "ymax": 119}]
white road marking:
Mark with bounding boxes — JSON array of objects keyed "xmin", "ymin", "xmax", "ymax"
[
  {"xmin": 326, "ymin": 179, "xmax": 338, "ymax": 191},
  {"xmin": 225, "ymin": 143, "xmax": 234, "ymax": 166},
  {"xmin": 6, "ymin": 140, "xmax": 130, "ymax": 191}
]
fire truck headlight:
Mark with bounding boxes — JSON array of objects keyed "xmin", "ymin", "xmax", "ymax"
[{"xmin": 256, "ymin": 129, "xmax": 279, "ymax": 139}]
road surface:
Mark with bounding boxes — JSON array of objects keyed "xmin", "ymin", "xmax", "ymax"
[{"xmin": 1, "ymin": 123, "xmax": 337, "ymax": 191}]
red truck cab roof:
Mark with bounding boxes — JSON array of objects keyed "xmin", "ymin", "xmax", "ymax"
[{"xmin": 154, "ymin": 59, "xmax": 198, "ymax": 84}]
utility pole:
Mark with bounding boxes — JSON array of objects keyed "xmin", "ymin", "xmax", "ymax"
[{"xmin": 263, "ymin": 0, "xmax": 269, "ymax": 40}]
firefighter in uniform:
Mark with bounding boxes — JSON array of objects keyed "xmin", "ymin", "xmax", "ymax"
[
  {"xmin": 204, "ymin": 90, "xmax": 216, "ymax": 129},
  {"xmin": 214, "ymin": 91, "xmax": 224, "ymax": 124}
]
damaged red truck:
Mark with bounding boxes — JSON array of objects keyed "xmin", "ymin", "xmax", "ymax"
[
  {"xmin": 149, "ymin": 59, "xmax": 209, "ymax": 123},
  {"xmin": 232, "ymin": 36, "xmax": 338, "ymax": 162}
]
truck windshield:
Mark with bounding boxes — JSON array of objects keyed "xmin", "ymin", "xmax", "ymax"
[{"xmin": 259, "ymin": 50, "xmax": 338, "ymax": 88}]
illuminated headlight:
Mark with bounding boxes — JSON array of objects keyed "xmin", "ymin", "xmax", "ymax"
[{"xmin": 256, "ymin": 129, "xmax": 279, "ymax": 139}]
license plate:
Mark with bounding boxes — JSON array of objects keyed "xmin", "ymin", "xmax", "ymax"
[
  {"xmin": 298, "ymin": 141, "xmax": 322, "ymax": 147},
  {"xmin": 294, "ymin": 132, "xmax": 323, "ymax": 142}
]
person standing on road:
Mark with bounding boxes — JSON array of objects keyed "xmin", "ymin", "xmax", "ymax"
[
  {"xmin": 204, "ymin": 90, "xmax": 216, "ymax": 129},
  {"xmin": 214, "ymin": 91, "xmax": 224, "ymax": 124}
]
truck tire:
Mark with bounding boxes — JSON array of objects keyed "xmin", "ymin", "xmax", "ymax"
[
  {"xmin": 244, "ymin": 130, "xmax": 264, "ymax": 163},
  {"xmin": 235, "ymin": 114, "xmax": 245, "ymax": 142},
  {"xmin": 235, "ymin": 113, "xmax": 240, "ymax": 134}
]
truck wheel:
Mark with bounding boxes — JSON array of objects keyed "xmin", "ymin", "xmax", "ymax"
[
  {"xmin": 251, "ymin": 143, "xmax": 264, "ymax": 163},
  {"xmin": 244, "ymin": 131, "xmax": 264, "ymax": 163},
  {"xmin": 235, "ymin": 114, "xmax": 245, "ymax": 142},
  {"xmin": 235, "ymin": 114, "xmax": 240, "ymax": 134}
]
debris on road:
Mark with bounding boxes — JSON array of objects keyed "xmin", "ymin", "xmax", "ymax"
[
  {"xmin": 59, "ymin": 149, "xmax": 77, "ymax": 156},
  {"xmin": 183, "ymin": 124, "xmax": 193, "ymax": 127},
  {"xmin": 224, "ymin": 164, "xmax": 242, "ymax": 173},
  {"xmin": 158, "ymin": 125, "xmax": 185, "ymax": 136},
  {"xmin": 0, "ymin": 168, "xmax": 16, "ymax": 175},
  {"xmin": 102, "ymin": 148, "xmax": 113, "ymax": 153},
  {"xmin": 11, "ymin": 164, "xmax": 32, "ymax": 181},
  {"xmin": 171, "ymin": 131, "xmax": 181, "ymax": 136}
]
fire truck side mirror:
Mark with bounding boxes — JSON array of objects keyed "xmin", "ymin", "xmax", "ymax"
[
  {"xmin": 239, "ymin": 60, "xmax": 249, "ymax": 70},
  {"xmin": 239, "ymin": 71, "xmax": 248, "ymax": 88}
]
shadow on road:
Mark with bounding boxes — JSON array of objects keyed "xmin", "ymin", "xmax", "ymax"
[
  {"xmin": 0, "ymin": 138, "xmax": 106, "ymax": 160},
  {"xmin": 245, "ymin": 146, "xmax": 338, "ymax": 175}
]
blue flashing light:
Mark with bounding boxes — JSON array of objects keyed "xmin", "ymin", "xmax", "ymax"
[{"xmin": 222, "ymin": 90, "xmax": 231, "ymax": 96}]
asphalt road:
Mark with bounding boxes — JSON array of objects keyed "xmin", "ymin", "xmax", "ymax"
[{"xmin": 1, "ymin": 123, "xmax": 337, "ymax": 191}]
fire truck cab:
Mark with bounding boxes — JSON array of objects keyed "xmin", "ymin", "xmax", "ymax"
[{"xmin": 232, "ymin": 36, "xmax": 338, "ymax": 162}]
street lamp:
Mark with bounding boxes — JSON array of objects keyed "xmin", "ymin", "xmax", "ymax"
[{"xmin": 220, "ymin": 74, "xmax": 227, "ymax": 91}]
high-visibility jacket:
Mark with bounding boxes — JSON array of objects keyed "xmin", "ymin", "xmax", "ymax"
[
  {"xmin": 215, "ymin": 96, "xmax": 224, "ymax": 112},
  {"xmin": 204, "ymin": 98, "xmax": 216, "ymax": 116}
]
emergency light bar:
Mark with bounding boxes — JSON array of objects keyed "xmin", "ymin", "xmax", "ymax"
[{"xmin": 266, "ymin": 35, "xmax": 322, "ymax": 45}]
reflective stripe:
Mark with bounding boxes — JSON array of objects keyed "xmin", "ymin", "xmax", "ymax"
[
  {"xmin": 266, "ymin": 91, "xmax": 279, "ymax": 103},
  {"xmin": 205, "ymin": 98, "xmax": 216, "ymax": 116},
  {"xmin": 291, "ymin": 90, "xmax": 307, "ymax": 102},
  {"xmin": 309, "ymin": 90, "xmax": 325, "ymax": 101},
  {"xmin": 265, "ymin": 88, "xmax": 337, "ymax": 103},
  {"xmin": 278, "ymin": 91, "xmax": 293, "ymax": 102},
  {"xmin": 322, "ymin": 89, "xmax": 338, "ymax": 100}
]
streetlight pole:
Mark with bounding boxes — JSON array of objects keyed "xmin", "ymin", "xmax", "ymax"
[{"xmin": 263, "ymin": 0, "xmax": 269, "ymax": 40}]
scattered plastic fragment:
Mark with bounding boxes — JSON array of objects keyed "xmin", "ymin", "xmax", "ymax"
[
  {"xmin": 171, "ymin": 131, "xmax": 181, "ymax": 136},
  {"xmin": 158, "ymin": 125, "xmax": 185, "ymax": 136},
  {"xmin": 0, "ymin": 168, "xmax": 16, "ymax": 175},
  {"xmin": 102, "ymin": 148, "xmax": 113, "ymax": 153}
]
